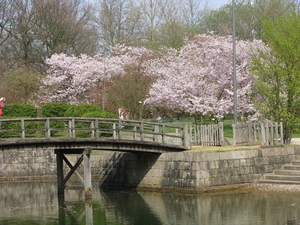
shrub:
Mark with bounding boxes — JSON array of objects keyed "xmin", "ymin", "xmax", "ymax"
[
  {"xmin": 40, "ymin": 102, "xmax": 71, "ymax": 136},
  {"xmin": 75, "ymin": 110, "xmax": 118, "ymax": 138},
  {"xmin": 64, "ymin": 104, "xmax": 104, "ymax": 117},
  {"xmin": 41, "ymin": 102, "xmax": 70, "ymax": 117},
  {"xmin": 3, "ymin": 104, "xmax": 37, "ymax": 117},
  {"xmin": 0, "ymin": 104, "xmax": 38, "ymax": 138},
  {"xmin": 0, "ymin": 117, "xmax": 40, "ymax": 138}
]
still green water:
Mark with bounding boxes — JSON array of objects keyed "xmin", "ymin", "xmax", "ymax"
[{"xmin": 0, "ymin": 181, "xmax": 299, "ymax": 225}]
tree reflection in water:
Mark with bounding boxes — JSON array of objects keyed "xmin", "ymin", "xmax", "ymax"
[{"xmin": 0, "ymin": 181, "xmax": 300, "ymax": 225}]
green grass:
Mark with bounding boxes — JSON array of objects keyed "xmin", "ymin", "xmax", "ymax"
[
  {"xmin": 223, "ymin": 120, "xmax": 234, "ymax": 138},
  {"xmin": 293, "ymin": 132, "xmax": 300, "ymax": 138},
  {"xmin": 161, "ymin": 117, "xmax": 234, "ymax": 138}
]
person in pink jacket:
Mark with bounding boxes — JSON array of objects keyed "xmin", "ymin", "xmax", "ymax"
[{"xmin": 0, "ymin": 97, "xmax": 5, "ymax": 128}]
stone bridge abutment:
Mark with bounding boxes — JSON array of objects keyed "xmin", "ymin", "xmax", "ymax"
[{"xmin": 1, "ymin": 142, "xmax": 300, "ymax": 192}]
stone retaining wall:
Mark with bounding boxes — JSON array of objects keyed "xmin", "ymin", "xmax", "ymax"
[
  {"xmin": 95, "ymin": 146, "xmax": 300, "ymax": 191},
  {"xmin": 1, "ymin": 145, "xmax": 300, "ymax": 191}
]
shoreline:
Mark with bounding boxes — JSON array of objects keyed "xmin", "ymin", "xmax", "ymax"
[
  {"xmin": 244, "ymin": 183, "xmax": 300, "ymax": 194},
  {"xmin": 1, "ymin": 178, "xmax": 300, "ymax": 195}
]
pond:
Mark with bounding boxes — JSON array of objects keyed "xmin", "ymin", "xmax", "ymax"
[{"xmin": 0, "ymin": 181, "xmax": 299, "ymax": 225}]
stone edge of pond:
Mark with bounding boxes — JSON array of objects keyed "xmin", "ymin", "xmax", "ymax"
[{"xmin": 136, "ymin": 182, "xmax": 300, "ymax": 195}]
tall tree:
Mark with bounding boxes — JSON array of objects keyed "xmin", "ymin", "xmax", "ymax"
[
  {"xmin": 156, "ymin": 0, "xmax": 209, "ymax": 49},
  {"xmin": 0, "ymin": 0, "xmax": 15, "ymax": 73},
  {"xmin": 0, "ymin": 0, "xmax": 98, "ymax": 72},
  {"xmin": 104, "ymin": 45, "xmax": 154, "ymax": 119},
  {"xmin": 0, "ymin": 67, "xmax": 43, "ymax": 103},
  {"xmin": 251, "ymin": 10, "xmax": 300, "ymax": 144},
  {"xmin": 40, "ymin": 45, "xmax": 154, "ymax": 119},
  {"xmin": 33, "ymin": 0, "xmax": 98, "ymax": 57},
  {"xmin": 144, "ymin": 34, "xmax": 263, "ymax": 123},
  {"xmin": 94, "ymin": 0, "xmax": 142, "ymax": 52},
  {"xmin": 200, "ymin": 0, "xmax": 298, "ymax": 40}
]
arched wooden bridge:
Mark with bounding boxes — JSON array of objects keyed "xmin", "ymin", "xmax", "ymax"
[
  {"xmin": 0, "ymin": 117, "xmax": 189, "ymax": 152},
  {"xmin": 0, "ymin": 117, "xmax": 189, "ymax": 197}
]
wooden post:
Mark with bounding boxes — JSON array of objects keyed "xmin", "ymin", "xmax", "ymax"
[
  {"xmin": 275, "ymin": 122, "xmax": 279, "ymax": 145},
  {"xmin": 56, "ymin": 151, "xmax": 65, "ymax": 196},
  {"xmin": 58, "ymin": 195, "xmax": 66, "ymax": 225},
  {"xmin": 90, "ymin": 122, "xmax": 95, "ymax": 138},
  {"xmin": 280, "ymin": 122, "xmax": 284, "ymax": 144},
  {"xmin": 270, "ymin": 122, "xmax": 274, "ymax": 145},
  {"xmin": 219, "ymin": 122, "xmax": 224, "ymax": 146},
  {"xmin": 265, "ymin": 123, "xmax": 269, "ymax": 145},
  {"xmin": 113, "ymin": 124, "xmax": 116, "ymax": 139},
  {"xmin": 95, "ymin": 119, "xmax": 99, "ymax": 138},
  {"xmin": 232, "ymin": 124, "xmax": 236, "ymax": 145},
  {"xmin": 161, "ymin": 124, "xmax": 165, "ymax": 144},
  {"xmin": 45, "ymin": 118, "xmax": 51, "ymax": 138},
  {"xmin": 71, "ymin": 118, "xmax": 75, "ymax": 138},
  {"xmin": 153, "ymin": 125, "xmax": 159, "ymax": 143},
  {"xmin": 83, "ymin": 147, "xmax": 92, "ymax": 198},
  {"xmin": 85, "ymin": 199, "xmax": 93, "ymax": 225},
  {"xmin": 68, "ymin": 119, "xmax": 75, "ymax": 138},
  {"xmin": 133, "ymin": 126, "xmax": 137, "ymax": 140},
  {"xmin": 140, "ymin": 122, "xmax": 144, "ymax": 141},
  {"xmin": 55, "ymin": 148, "xmax": 92, "ymax": 200},
  {"xmin": 118, "ymin": 120, "xmax": 122, "ymax": 139},
  {"xmin": 260, "ymin": 123, "xmax": 265, "ymax": 145},
  {"xmin": 21, "ymin": 119, "xmax": 25, "ymax": 139},
  {"xmin": 182, "ymin": 124, "xmax": 189, "ymax": 148},
  {"xmin": 248, "ymin": 121, "xmax": 253, "ymax": 146}
]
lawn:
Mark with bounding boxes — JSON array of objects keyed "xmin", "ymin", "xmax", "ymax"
[{"xmin": 162, "ymin": 117, "xmax": 234, "ymax": 139}]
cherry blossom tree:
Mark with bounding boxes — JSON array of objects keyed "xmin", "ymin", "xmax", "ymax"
[
  {"xmin": 39, "ymin": 53, "xmax": 125, "ymax": 104},
  {"xmin": 39, "ymin": 45, "xmax": 153, "ymax": 108},
  {"xmin": 41, "ymin": 35, "xmax": 263, "ymax": 122},
  {"xmin": 144, "ymin": 34, "xmax": 264, "ymax": 121}
]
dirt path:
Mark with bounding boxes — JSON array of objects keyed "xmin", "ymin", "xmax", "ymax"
[{"xmin": 291, "ymin": 138, "xmax": 300, "ymax": 145}]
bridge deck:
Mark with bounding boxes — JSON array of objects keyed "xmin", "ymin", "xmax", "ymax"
[
  {"xmin": 0, "ymin": 138, "xmax": 186, "ymax": 153},
  {"xmin": 0, "ymin": 117, "xmax": 189, "ymax": 153}
]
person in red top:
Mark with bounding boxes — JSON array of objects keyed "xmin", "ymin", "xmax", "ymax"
[{"xmin": 0, "ymin": 97, "xmax": 5, "ymax": 128}]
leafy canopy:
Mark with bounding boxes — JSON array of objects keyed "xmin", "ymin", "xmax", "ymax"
[{"xmin": 251, "ymin": 10, "xmax": 300, "ymax": 143}]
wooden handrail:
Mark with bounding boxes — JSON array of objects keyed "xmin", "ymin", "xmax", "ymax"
[{"xmin": 0, "ymin": 117, "xmax": 189, "ymax": 148}]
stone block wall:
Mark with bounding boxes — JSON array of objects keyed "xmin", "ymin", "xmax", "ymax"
[
  {"xmin": 0, "ymin": 146, "xmax": 56, "ymax": 180},
  {"xmin": 91, "ymin": 146, "xmax": 300, "ymax": 191},
  {"xmin": 1, "ymin": 145, "xmax": 300, "ymax": 191}
]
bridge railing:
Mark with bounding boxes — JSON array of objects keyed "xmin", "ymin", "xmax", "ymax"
[{"xmin": 0, "ymin": 117, "xmax": 189, "ymax": 148}]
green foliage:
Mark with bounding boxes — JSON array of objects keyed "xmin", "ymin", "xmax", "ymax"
[
  {"xmin": 0, "ymin": 67, "xmax": 43, "ymax": 104},
  {"xmin": 40, "ymin": 102, "xmax": 70, "ymax": 136},
  {"xmin": 40, "ymin": 102, "xmax": 68, "ymax": 136},
  {"xmin": 3, "ymin": 103, "xmax": 37, "ymax": 118},
  {"xmin": 157, "ymin": 21, "xmax": 185, "ymax": 50},
  {"xmin": 41, "ymin": 102, "xmax": 70, "ymax": 117},
  {"xmin": 75, "ymin": 110, "xmax": 118, "ymax": 138},
  {"xmin": 64, "ymin": 104, "xmax": 104, "ymax": 117},
  {"xmin": 201, "ymin": 0, "xmax": 294, "ymax": 41},
  {"xmin": 0, "ymin": 118, "xmax": 40, "ymax": 138},
  {"xmin": 193, "ymin": 113, "xmax": 217, "ymax": 125},
  {"xmin": 0, "ymin": 120, "xmax": 21, "ymax": 138},
  {"xmin": 251, "ymin": 11, "xmax": 300, "ymax": 143}
]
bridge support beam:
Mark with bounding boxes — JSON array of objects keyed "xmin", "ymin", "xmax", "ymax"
[
  {"xmin": 55, "ymin": 147, "xmax": 92, "ymax": 199},
  {"xmin": 83, "ymin": 147, "xmax": 92, "ymax": 198}
]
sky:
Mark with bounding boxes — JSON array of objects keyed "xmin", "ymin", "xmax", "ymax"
[
  {"xmin": 210, "ymin": 0, "xmax": 231, "ymax": 9},
  {"xmin": 88, "ymin": 0, "xmax": 232, "ymax": 10},
  {"xmin": 88, "ymin": 0, "xmax": 234, "ymax": 9}
]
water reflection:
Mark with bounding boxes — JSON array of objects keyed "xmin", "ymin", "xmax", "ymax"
[
  {"xmin": 58, "ymin": 197, "xmax": 93, "ymax": 225},
  {"xmin": 100, "ymin": 190, "xmax": 162, "ymax": 225},
  {"xmin": 1, "ymin": 181, "xmax": 300, "ymax": 225}
]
